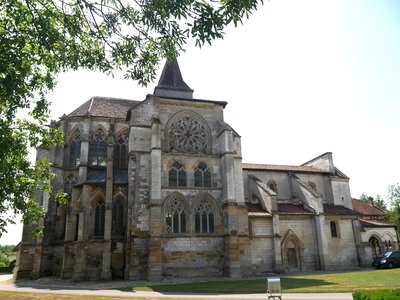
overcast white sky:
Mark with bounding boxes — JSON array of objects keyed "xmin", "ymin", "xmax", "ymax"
[{"xmin": 2, "ymin": 0, "xmax": 399, "ymax": 245}]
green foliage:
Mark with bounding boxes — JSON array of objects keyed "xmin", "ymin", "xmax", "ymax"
[
  {"xmin": 386, "ymin": 183, "xmax": 400, "ymax": 234},
  {"xmin": 360, "ymin": 193, "xmax": 370, "ymax": 201},
  {"xmin": 353, "ymin": 289, "xmax": 400, "ymax": 300},
  {"xmin": 0, "ymin": 245, "xmax": 16, "ymax": 271},
  {"xmin": 388, "ymin": 183, "xmax": 400, "ymax": 208},
  {"xmin": 0, "ymin": 0, "xmax": 263, "ymax": 236},
  {"xmin": 359, "ymin": 194, "xmax": 387, "ymax": 210}
]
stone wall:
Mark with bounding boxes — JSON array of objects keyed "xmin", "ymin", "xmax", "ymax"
[
  {"xmin": 324, "ymin": 217, "xmax": 358, "ymax": 269},
  {"xmin": 162, "ymin": 237, "xmax": 224, "ymax": 277}
]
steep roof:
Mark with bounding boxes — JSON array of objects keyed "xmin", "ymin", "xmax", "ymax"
[
  {"xmin": 323, "ymin": 203, "xmax": 358, "ymax": 215},
  {"xmin": 352, "ymin": 199, "xmax": 385, "ymax": 216},
  {"xmin": 278, "ymin": 203, "xmax": 313, "ymax": 214},
  {"xmin": 359, "ymin": 219, "xmax": 397, "ymax": 228},
  {"xmin": 153, "ymin": 59, "xmax": 194, "ymax": 99},
  {"xmin": 68, "ymin": 96, "xmax": 140, "ymax": 119},
  {"xmin": 242, "ymin": 163, "xmax": 325, "ymax": 173}
]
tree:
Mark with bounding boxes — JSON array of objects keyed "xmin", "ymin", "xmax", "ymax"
[
  {"xmin": 360, "ymin": 193, "xmax": 369, "ymax": 202},
  {"xmin": 0, "ymin": 0, "xmax": 263, "ymax": 235},
  {"xmin": 374, "ymin": 194, "xmax": 386, "ymax": 210},
  {"xmin": 386, "ymin": 183, "xmax": 400, "ymax": 233},
  {"xmin": 359, "ymin": 193, "xmax": 386, "ymax": 210}
]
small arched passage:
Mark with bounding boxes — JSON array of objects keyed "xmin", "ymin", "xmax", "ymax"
[{"xmin": 369, "ymin": 235, "xmax": 382, "ymax": 259}]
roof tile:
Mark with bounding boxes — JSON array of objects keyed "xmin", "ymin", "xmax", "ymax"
[
  {"xmin": 352, "ymin": 199, "xmax": 385, "ymax": 216},
  {"xmin": 68, "ymin": 96, "xmax": 140, "ymax": 119}
]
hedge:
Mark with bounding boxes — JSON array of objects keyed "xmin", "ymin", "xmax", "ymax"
[
  {"xmin": 0, "ymin": 259, "xmax": 16, "ymax": 273},
  {"xmin": 353, "ymin": 289, "xmax": 400, "ymax": 300}
]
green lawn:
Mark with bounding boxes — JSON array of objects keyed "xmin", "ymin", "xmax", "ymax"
[
  {"xmin": 0, "ymin": 291, "xmax": 163, "ymax": 300},
  {"xmin": 125, "ymin": 269, "xmax": 400, "ymax": 293}
]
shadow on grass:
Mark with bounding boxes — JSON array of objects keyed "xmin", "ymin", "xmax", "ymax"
[
  {"xmin": 281, "ymin": 277, "xmax": 335, "ymax": 292},
  {"xmin": 124, "ymin": 277, "xmax": 335, "ymax": 294}
]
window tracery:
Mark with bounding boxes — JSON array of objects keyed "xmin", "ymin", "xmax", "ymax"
[
  {"xmin": 114, "ymin": 130, "xmax": 128, "ymax": 169},
  {"xmin": 164, "ymin": 196, "xmax": 187, "ymax": 234},
  {"xmin": 194, "ymin": 199, "xmax": 214, "ymax": 234},
  {"xmin": 69, "ymin": 130, "xmax": 81, "ymax": 167},
  {"xmin": 169, "ymin": 161, "xmax": 186, "ymax": 187},
  {"xmin": 89, "ymin": 128, "xmax": 107, "ymax": 167},
  {"xmin": 112, "ymin": 198, "xmax": 124, "ymax": 236},
  {"xmin": 194, "ymin": 162, "xmax": 211, "ymax": 187},
  {"xmin": 95, "ymin": 199, "xmax": 105, "ymax": 236},
  {"xmin": 63, "ymin": 174, "xmax": 77, "ymax": 198},
  {"xmin": 167, "ymin": 115, "xmax": 209, "ymax": 154}
]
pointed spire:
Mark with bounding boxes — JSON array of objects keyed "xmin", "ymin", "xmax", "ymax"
[{"xmin": 153, "ymin": 59, "xmax": 194, "ymax": 99}]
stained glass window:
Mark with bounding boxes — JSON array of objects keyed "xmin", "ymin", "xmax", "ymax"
[
  {"xmin": 69, "ymin": 130, "xmax": 81, "ymax": 167},
  {"xmin": 89, "ymin": 128, "xmax": 107, "ymax": 167},
  {"xmin": 165, "ymin": 196, "xmax": 187, "ymax": 234},
  {"xmin": 194, "ymin": 199, "xmax": 214, "ymax": 234},
  {"xmin": 168, "ymin": 115, "xmax": 209, "ymax": 154}
]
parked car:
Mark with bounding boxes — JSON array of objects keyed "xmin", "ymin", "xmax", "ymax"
[{"xmin": 373, "ymin": 250, "xmax": 400, "ymax": 269}]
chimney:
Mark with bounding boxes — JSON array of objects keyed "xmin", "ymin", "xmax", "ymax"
[{"xmin": 368, "ymin": 197, "xmax": 374, "ymax": 207}]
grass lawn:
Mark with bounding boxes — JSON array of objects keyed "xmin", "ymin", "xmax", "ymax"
[
  {"xmin": 125, "ymin": 269, "xmax": 400, "ymax": 293},
  {"xmin": 0, "ymin": 291, "xmax": 164, "ymax": 300}
]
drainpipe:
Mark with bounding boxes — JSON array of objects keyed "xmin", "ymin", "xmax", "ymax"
[{"xmin": 352, "ymin": 218, "xmax": 361, "ymax": 267}]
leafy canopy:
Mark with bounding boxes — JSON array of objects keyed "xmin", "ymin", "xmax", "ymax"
[
  {"xmin": 0, "ymin": 0, "xmax": 262, "ymax": 235},
  {"xmin": 386, "ymin": 183, "xmax": 400, "ymax": 233}
]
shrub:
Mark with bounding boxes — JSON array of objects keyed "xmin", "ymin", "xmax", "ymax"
[
  {"xmin": 353, "ymin": 289, "xmax": 400, "ymax": 300},
  {"xmin": 0, "ymin": 259, "xmax": 17, "ymax": 274}
]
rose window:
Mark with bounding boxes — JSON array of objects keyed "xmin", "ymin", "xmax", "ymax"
[{"xmin": 168, "ymin": 116, "xmax": 208, "ymax": 154}]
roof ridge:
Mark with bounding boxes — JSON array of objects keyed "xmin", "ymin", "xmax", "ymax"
[{"xmin": 87, "ymin": 97, "xmax": 95, "ymax": 116}]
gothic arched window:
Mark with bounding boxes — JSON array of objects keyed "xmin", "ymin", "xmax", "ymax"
[
  {"xmin": 95, "ymin": 199, "xmax": 106, "ymax": 236},
  {"xmin": 63, "ymin": 174, "xmax": 77, "ymax": 199},
  {"xmin": 194, "ymin": 162, "xmax": 211, "ymax": 188},
  {"xmin": 369, "ymin": 236, "xmax": 381, "ymax": 258},
  {"xmin": 112, "ymin": 198, "xmax": 124, "ymax": 236},
  {"xmin": 169, "ymin": 161, "xmax": 186, "ymax": 187},
  {"xmin": 114, "ymin": 130, "xmax": 128, "ymax": 169},
  {"xmin": 164, "ymin": 195, "xmax": 187, "ymax": 234},
  {"xmin": 194, "ymin": 199, "xmax": 214, "ymax": 234},
  {"xmin": 330, "ymin": 221, "xmax": 339, "ymax": 238},
  {"xmin": 69, "ymin": 130, "xmax": 81, "ymax": 168},
  {"xmin": 89, "ymin": 128, "xmax": 107, "ymax": 166}
]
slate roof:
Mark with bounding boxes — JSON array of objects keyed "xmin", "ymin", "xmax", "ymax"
[
  {"xmin": 247, "ymin": 203, "xmax": 265, "ymax": 213},
  {"xmin": 359, "ymin": 219, "xmax": 397, "ymax": 228},
  {"xmin": 352, "ymin": 199, "xmax": 385, "ymax": 216},
  {"xmin": 153, "ymin": 59, "xmax": 194, "ymax": 99},
  {"xmin": 333, "ymin": 167, "xmax": 349, "ymax": 179},
  {"xmin": 278, "ymin": 203, "xmax": 313, "ymax": 214},
  {"xmin": 246, "ymin": 203, "xmax": 272, "ymax": 217},
  {"xmin": 68, "ymin": 96, "xmax": 140, "ymax": 119},
  {"xmin": 323, "ymin": 203, "xmax": 358, "ymax": 215},
  {"xmin": 242, "ymin": 163, "xmax": 325, "ymax": 173},
  {"xmin": 80, "ymin": 170, "xmax": 128, "ymax": 185}
]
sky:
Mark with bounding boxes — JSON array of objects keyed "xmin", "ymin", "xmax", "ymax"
[{"xmin": 2, "ymin": 0, "xmax": 400, "ymax": 245}]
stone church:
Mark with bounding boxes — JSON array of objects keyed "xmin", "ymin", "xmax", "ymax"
[{"xmin": 15, "ymin": 60, "xmax": 398, "ymax": 281}]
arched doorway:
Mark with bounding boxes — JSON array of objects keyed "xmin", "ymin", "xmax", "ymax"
[
  {"xmin": 369, "ymin": 236, "xmax": 382, "ymax": 259},
  {"xmin": 281, "ymin": 230, "xmax": 304, "ymax": 271}
]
